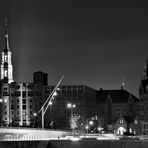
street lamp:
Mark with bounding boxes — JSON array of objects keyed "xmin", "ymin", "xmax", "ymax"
[
  {"xmin": 39, "ymin": 75, "xmax": 64, "ymax": 129},
  {"xmin": 67, "ymin": 103, "xmax": 76, "ymax": 117},
  {"xmin": 67, "ymin": 103, "xmax": 76, "ymax": 134},
  {"xmin": 98, "ymin": 127, "xmax": 103, "ymax": 134},
  {"xmin": 33, "ymin": 113, "xmax": 37, "ymax": 117},
  {"xmin": 89, "ymin": 120, "xmax": 93, "ymax": 126}
]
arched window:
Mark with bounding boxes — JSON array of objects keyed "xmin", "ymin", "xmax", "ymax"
[
  {"xmin": 4, "ymin": 70, "xmax": 8, "ymax": 77},
  {"xmin": 4, "ymin": 55, "xmax": 7, "ymax": 62}
]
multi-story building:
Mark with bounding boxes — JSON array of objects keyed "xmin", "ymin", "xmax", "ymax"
[
  {"xmin": 139, "ymin": 57, "xmax": 148, "ymax": 134},
  {"xmin": 0, "ymin": 19, "xmax": 14, "ymax": 126},
  {"xmin": 42, "ymin": 85, "xmax": 97, "ymax": 129},
  {"xmin": 0, "ymin": 20, "xmax": 47, "ymax": 127},
  {"xmin": 96, "ymin": 88, "xmax": 139, "ymax": 133}
]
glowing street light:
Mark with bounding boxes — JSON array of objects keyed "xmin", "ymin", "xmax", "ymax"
[
  {"xmin": 89, "ymin": 120, "xmax": 93, "ymax": 125},
  {"xmin": 67, "ymin": 103, "xmax": 76, "ymax": 117},
  {"xmin": 85, "ymin": 125, "xmax": 89, "ymax": 133},
  {"xmin": 33, "ymin": 113, "xmax": 37, "ymax": 117},
  {"xmin": 67, "ymin": 103, "xmax": 76, "ymax": 109},
  {"xmin": 53, "ymin": 91, "xmax": 57, "ymax": 97},
  {"xmin": 49, "ymin": 101, "xmax": 52, "ymax": 106}
]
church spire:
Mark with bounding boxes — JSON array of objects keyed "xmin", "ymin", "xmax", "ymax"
[
  {"xmin": 4, "ymin": 17, "xmax": 10, "ymax": 51},
  {"xmin": 0, "ymin": 18, "xmax": 13, "ymax": 83}
]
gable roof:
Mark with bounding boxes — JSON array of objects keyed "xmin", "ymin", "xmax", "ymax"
[{"xmin": 96, "ymin": 89, "xmax": 139, "ymax": 104}]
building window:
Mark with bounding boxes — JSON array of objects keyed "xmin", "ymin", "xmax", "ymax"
[
  {"xmin": 22, "ymin": 91, "xmax": 26, "ymax": 98},
  {"xmin": 15, "ymin": 91, "xmax": 21, "ymax": 97},
  {"xmin": 4, "ymin": 55, "xmax": 7, "ymax": 61},
  {"xmin": 30, "ymin": 105, "xmax": 32, "ymax": 109},
  {"xmin": 28, "ymin": 84, "xmax": 34, "ymax": 89},
  {"xmin": 11, "ymin": 105, "xmax": 14, "ymax": 109},
  {"xmin": 22, "ymin": 99, "xmax": 26, "ymax": 104},
  {"xmin": 3, "ymin": 92, "xmax": 8, "ymax": 96},
  {"xmin": 4, "ymin": 70, "xmax": 8, "ymax": 77},
  {"xmin": 28, "ymin": 91, "xmax": 34, "ymax": 97},
  {"xmin": 17, "ymin": 85, "xmax": 20, "ymax": 89},
  {"xmin": 30, "ymin": 99, "xmax": 32, "ymax": 103},
  {"xmin": 23, "ymin": 112, "xmax": 26, "ymax": 116},
  {"xmin": 3, "ymin": 87, "xmax": 7, "ymax": 91},
  {"xmin": 5, "ymin": 112, "xmax": 7, "ymax": 115},
  {"xmin": 120, "ymin": 120, "xmax": 124, "ymax": 124},
  {"xmin": 17, "ymin": 99, "xmax": 19, "ymax": 103},
  {"xmin": 23, "ymin": 105, "xmax": 26, "ymax": 110},
  {"xmin": 17, "ymin": 105, "xmax": 19, "ymax": 109},
  {"xmin": 11, "ymin": 93, "xmax": 14, "ymax": 97}
]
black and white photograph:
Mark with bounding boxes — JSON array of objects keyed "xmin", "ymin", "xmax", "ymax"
[{"xmin": 0, "ymin": 0, "xmax": 148, "ymax": 148}]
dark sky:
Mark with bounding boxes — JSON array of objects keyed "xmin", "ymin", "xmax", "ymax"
[{"xmin": 0, "ymin": 0, "xmax": 148, "ymax": 97}]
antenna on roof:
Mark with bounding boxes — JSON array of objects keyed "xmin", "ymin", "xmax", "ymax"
[{"xmin": 121, "ymin": 77, "xmax": 125, "ymax": 90}]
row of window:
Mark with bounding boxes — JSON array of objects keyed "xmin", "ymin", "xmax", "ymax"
[
  {"xmin": 15, "ymin": 84, "xmax": 34, "ymax": 90},
  {"xmin": 10, "ymin": 99, "xmax": 32, "ymax": 104},
  {"xmin": 11, "ymin": 110, "xmax": 33, "ymax": 115},
  {"xmin": 10, "ymin": 105, "xmax": 33, "ymax": 110},
  {"xmin": 10, "ymin": 91, "xmax": 41, "ymax": 97}
]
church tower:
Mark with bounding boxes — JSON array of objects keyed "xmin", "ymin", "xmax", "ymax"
[
  {"xmin": 139, "ymin": 57, "xmax": 148, "ymax": 96},
  {"xmin": 143, "ymin": 57, "xmax": 148, "ymax": 80},
  {"xmin": 1, "ymin": 18, "xmax": 13, "ymax": 83},
  {"xmin": 139, "ymin": 57, "xmax": 148, "ymax": 135}
]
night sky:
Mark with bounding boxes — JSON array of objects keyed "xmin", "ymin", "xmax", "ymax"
[{"xmin": 0, "ymin": 0, "xmax": 148, "ymax": 97}]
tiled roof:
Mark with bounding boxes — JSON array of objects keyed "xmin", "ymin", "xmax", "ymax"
[{"xmin": 96, "ymin": 89, "xmax": 139, "ymax": 103}]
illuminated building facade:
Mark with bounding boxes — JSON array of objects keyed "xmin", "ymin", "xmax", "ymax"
[
  {"xmin": 139, "ymin": 57, "xmax": 148, "ymax": 134},
  {"xmin": 0, "ymin": 19, "xmax": 13, "ymax": 126},
  {"xmin": 0, "ymin": 77, "xmax": 47, "ymax": 126},
  {"xmin": 0, "ymin": 18, "xmax": 13, "ymax": 84}
]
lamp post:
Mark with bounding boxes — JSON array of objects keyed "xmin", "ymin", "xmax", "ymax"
[
  {"xmin": 67, "ymin": 103, "xmax": 76, "ymax": 118},
  {"xmin": 67, "ymin": 103, "xmax": 76, "ymax": 134},
  {"xmin": 39, "ymin": 75, "xmax": 64, "ymax": 129}
]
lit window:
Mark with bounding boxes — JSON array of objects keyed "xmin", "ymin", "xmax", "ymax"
[
  {"xmin": 4, "ymin": 55, "xmax": 7, "ymax": 61},
  {"xmin": 135, "ymin": 119, "xmax": 138, "ymax": 124},
  {"xmin": 4, "ymin": 70, "xmax": 8, "ymax": 77},
  {"xmin": 4, "ymin": 98, "xmax": 7, "ymax": 103}
]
